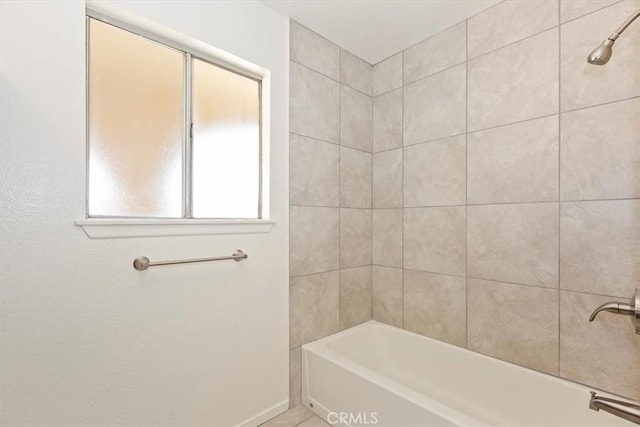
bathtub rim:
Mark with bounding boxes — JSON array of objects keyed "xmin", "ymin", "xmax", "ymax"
[{"xmin": 301, "ymin": 320, "xmax": 634, "ymax": 426}]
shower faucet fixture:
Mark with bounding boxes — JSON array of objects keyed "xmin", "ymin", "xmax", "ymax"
[
  {"xmin": 587, "ymin": 9, "xmax": 640, "ymax": 65},
  {"xmin": 588, "ymin": 289, "xmax": 640, "ymax": 335}
]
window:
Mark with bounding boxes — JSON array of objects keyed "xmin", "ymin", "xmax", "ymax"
[{"xmin": 87, "ymin": 17, "xmax": 262, "ymax": 220}]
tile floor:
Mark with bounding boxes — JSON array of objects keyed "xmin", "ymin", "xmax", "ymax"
[{"xmin": 260, "ymin": 405, "xmax": 330, "ymax": 426}]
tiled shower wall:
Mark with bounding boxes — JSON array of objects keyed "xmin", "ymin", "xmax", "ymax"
[
  {"xmin": 371, "ymin": 0, "xmax": 639, "ymax": 400},
  {"xmin": 288, "ymin": 21, "xmax": 373, "ymax": 407}
]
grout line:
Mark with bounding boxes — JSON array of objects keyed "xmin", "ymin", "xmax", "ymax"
[
  {"xmin": 560, "ymin": 0, "xmax": 625, "ymax": 25},
  {"xmin": 371, "ymin": 264, "xmax": 404, "ymax": 271},
  {"xmin": 289, "ymin": 197, "xmax": 640, "ymax": 210},
  {"xmin": 373, "ymin": 83, "xmax": 403, "ymax": 99},
  {"xmin": 557, "ymin": 0, "xmax": 562, "ymax": 374},
  {"xmin": 338, "ymin": 47, "xmax": 342, "ymax": 331},
  {"xmin": 287, "ymin": 56, "xmax": 295, "ymax": 407},
  {"xmin": 370, "ymin": 61, "xmax": 374, "ymax": 322},
  {"xmin": 456, "ymin": 0, "xmax": 507, "ymax": 29},
  {"xmin": 290, "ymin": 58, "xmax": 372, "ymax": 98},
  {"xmin": 402, "ymin": 268, "xmax": 467, "ymax": 280},
  {"xmin": 396, "ymin": 267, "xmax": 634, "ymax": 300},
  {"xmin": 372, "ymin": 145, "xmax": 404, "ymax": 155},
  {"xmin": 292, "ymin": 94, "xmax": 639, "ymax": 157},
  {"xmin": 400, "ymin": 50, "xmax": 405, "ymax": 329},
  {"xmin": 289, "ymin": 204, "xmax": 377, "ymax": 210},
  {"xmin": 289, "ymin": 131, "xmax": 374, "ymax": 155},
  {"xmin": 403, "ymin": 61, "xmax": 467, "ymax": 88},
  {"xmin": 339, "ymin": 49, "xmax": 344, "ymax": 84},
  {"xmin": 559, "ymin": 95, "xmax": 640, "ymax": 115},
  {"xmin": 289, "ymin": 131, "xmax": 339, "ymax": 148},
  {"xmin": 290, "ymin": 19, "xmax": 341, "ymax": 57},
  {"xmin": 468, "ymin": 95, "xmax": 639, "ymax": 135},
  {"xmin": 288, "ymin": 71, "xmax": 293, "ymax": 293},
  {"xmin": 467, "ymin": 113, "xmax": 558, "ymax": 135},
  {"xmin": 560, "ymin": 288, "xmax": 636, "ymax": 301},
  {"xmin": 468, "ymin": 25, "xmax": 558, "ymax": 63},
  {"xmin": 368, "ymin": 206, "xmax": 404, "ymax": 210},
  {"xmin": 293, "ymin": 411, "xmax": 315, "ymax": 427},
  {"xmin": 465, "ymin": 18, "xmax": 469, "ymax": 349},
  {"xmin": 290, "ymin": 268, "xmax": 341, "ymax": 280},
  {"xmin": 404, "ymin": 132, "xmax": 468, "ymax": 149}
]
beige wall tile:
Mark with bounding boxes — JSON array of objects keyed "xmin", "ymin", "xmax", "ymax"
[
  {"xmin": 340, "ymin": 147, "xmax": 372, "ymax": 208},
  {"xmin": 373, "ymin": 149, "xmax": 402, "ymax": 208},
  {"xmin": 561, "ymin": 98, "xmax": 640, "ymax": 201},
  {"xmin": 340, "ymin": 208, "xmax": 372, "ymax": 268},
  {"xmin": 340, "ymin": 85, "xmax": 373, "ymax": 152},
  {"xmin": 404, "ymin": 270, "xmax": 466, "ymax": 346},
  {"xmin": 290, "ymin": 21, "xmax": 340, "ymax": 80},
  {"xmin": 372, "ymin": 209, "xmax": 402, "ymax": 268},
  {"xmin": 468, "ymin": 28, "xmax": 559, "ymax": 131},
  {"xmin": 404, "ymin": 136, "xmax": 466, "ymax": 207},
  {"xmin": 290, "ymin": 271, "xmax": 339, "ymax": 348},
  {"xmin": 341, "ymin": 49, "xmax": 372, "ymax": 95},
  {"xmin": 289, "ymin": 348, "xmax": 301, "ymax": 408},
  {"xmin": 560, "ymin": 291, "xmax": 640, "ymax": 400},
  {"xmin": 403, "ymin": 22, "xmax": 466, "ymax": 84},
  {"xmin": 404, "ymin": 207, "xmax": 466, "ymax": 276},
  {"xmin": 468, "ymin": 279, "xmax": 559, "ymax": 375},
  {"xmin": 560, "ymin": 0, "xmax": 620, "ymax": 22},
  {"xmin": 468, "ymin": 0, "xmax": 558, "ymax": 58},
  {"xmin": 372, "ymin": 266, "xmax": 403, "ymax": 327},
  {"xmin": 290, "ymin": 206, "xmax": 339, "ymax": 276},
  {"xmin": 468, "ymin": 116, "xmax": 559, "ymax": 204},
  {"xmin": 404, "ymin": 64, "xmax": 466, "ymax": 145},
  {"xmin": 468, "ymin": 203, "xmax": 559, "ymax": 288},
  {"xmin": 289, "ymin": 1, "xmax": 640, "ymax": 400},
  {"xmin": 561, "ymin": 0, "xmax": 640, "ymax": 111},
  {"xmin": 290, "ymin": 61, "xmax": 340, "ymax": 143},
  {"xmin": 560, "ymin": 200, "xmax": 640, "ymax": 297},
  {"xmin": 373, "ymin": 53, "xmax": 402, "ymax": 96},
  {"xmin": 290, "ymin": 134, "xmax": 339, "ymax": 207},
  {"xmin": 340, "ymin": 266, "xmax": 372, "ymax": 329},
  {"xmin": 373, "ymin": 88, "xmax": 402, "ymax": 152}
]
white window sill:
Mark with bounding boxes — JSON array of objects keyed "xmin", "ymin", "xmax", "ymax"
[{"xmin": 76, "ymin": 218, "xmax": 276, "ymax": 239}]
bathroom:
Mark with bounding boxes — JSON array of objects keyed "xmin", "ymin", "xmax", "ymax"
[{"xmin": 0, "ymin": 0, "xmax": 638, "ymax": 425}]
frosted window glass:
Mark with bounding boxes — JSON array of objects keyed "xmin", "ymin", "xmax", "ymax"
[
  {"xmin": 192, "ymin": 59, "xmax": 260, "ymax": 218},
  {"xmin": 88, "ymin": 19, "xmax": 184, "ymax": 217}
]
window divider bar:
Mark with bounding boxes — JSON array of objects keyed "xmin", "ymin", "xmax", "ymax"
[{"xmin": 183, "ymin": 53, "xmax": 194, "ymax": 219}]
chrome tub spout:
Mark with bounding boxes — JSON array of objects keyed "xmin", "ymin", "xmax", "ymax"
[{"xmin": 589, "ymin": 392, "xmax": 640, "ymax": 425}]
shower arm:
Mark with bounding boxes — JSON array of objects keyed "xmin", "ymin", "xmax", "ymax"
[{"xmin": 606, "ymin": 9, "xmax": 640, "ymax": 41}]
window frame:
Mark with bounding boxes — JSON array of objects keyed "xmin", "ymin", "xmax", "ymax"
[{"xmin": 78, "ymin": 6, "xmax": 274, "ymax": 238}]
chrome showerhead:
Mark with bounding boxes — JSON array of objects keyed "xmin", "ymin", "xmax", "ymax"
[
  {"xmin": 587, "ymin": 39, "xmax": 614, "ymax": 65},
  {"xmin": 586, "ymin": 9, "xmax": 639, "ymax": 66}
]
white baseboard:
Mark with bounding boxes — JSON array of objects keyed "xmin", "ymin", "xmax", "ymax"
[{"xmin": 236, "ymin": 399, "xmax": 289, "ymax": 427}]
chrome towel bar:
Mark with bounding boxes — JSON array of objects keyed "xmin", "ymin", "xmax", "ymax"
[{"xmin": 133, "ymin": 250, "xmax": 248, "ymax": 271}]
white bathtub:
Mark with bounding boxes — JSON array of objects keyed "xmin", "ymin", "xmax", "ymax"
[{"xmin": 302, "ymin": 321, "xmax": 634, "ymax": 426}]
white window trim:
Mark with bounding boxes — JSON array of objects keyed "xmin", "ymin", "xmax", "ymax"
[
  {"xmin": 76, "ymin": 218, "xmax": 275, "ymax": 239},
  {"xmin": 78, "ymin": 1, "xmax": 274, "ymax": 239}
]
